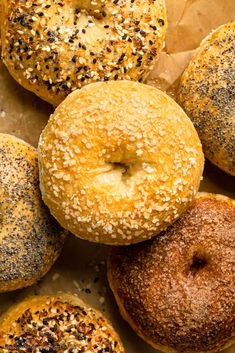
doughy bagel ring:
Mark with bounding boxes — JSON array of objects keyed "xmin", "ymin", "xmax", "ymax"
[
  {"xmin": 0, "ymin": 133, "xmax": 66, "ymax": 293},
  {"xmin": 108, "ymin": 192, "xmax": 235, "ymax": 353},
  {"xmin": 38, "ymin": 81, "xmax": 204, "ymax": 245},
  {"xmin": 178, "ymin": 22, "xmax": 235, "ymax": 176},
  {"xmin": 1, "ymin": 0, "xmax": 167, "ymax": 106},
  {"xmin": 0, "ymin": 293, "xmax": 125, "ymax": 353}
]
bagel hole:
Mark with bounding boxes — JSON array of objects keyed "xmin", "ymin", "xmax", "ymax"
[
  {"xmin": 111, "ymin": 162, "xmax": 130, "ymax": 178},
  {"xmin": 92, "ymin": 161, "xmax": 133, "ymax": 186},
  {"xmin": 74, "ymin": 0, "xmax": 105, "ymax": 20},
  {"xmin": 189, "ymin": 254, "xmax": 208, "ymax": 274}
]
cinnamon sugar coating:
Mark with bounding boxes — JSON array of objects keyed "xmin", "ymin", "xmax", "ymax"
[{"xmin": 108, "ymin": 193, "xmax": 235, "ymax": 353}]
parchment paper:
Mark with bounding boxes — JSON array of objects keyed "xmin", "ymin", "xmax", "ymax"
[{"xmin": 0, "ymin": 1, "xmax": 234, "ymax": 352}]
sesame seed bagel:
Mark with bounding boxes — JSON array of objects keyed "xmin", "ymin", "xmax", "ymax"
[
  {"xmin": 108, "ymin": 192, "xmax": 235, "ymax": 353},
  {"xmin": 178, "ymin": 22, "xmax": 235, "ymax": 176},
  {"xmin": 1, "ymin": 0, "xmax": 167, "ymax": 106},
  {"xmin": 0, "ymin": 133, "xmax": 66, "ymax": 293},
  {"xmin": 38, "ymin": 81, "xmax": 204, "ymax": 245},
  {"xmin": 0, "ymin": 293, "xmax": 125, "ymax": 353}
]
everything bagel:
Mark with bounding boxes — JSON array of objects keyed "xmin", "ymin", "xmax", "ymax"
[
  {"xmin": 1, "ymin": 0, "xmax": 167, "ymax": 105},
  {"xmin": 0, "ymin": 293, "xmax": 125, "ymax": 352}
]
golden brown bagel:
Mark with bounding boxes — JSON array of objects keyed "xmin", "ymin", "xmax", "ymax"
[
  {"xmin": 0, "ymin": 293, "xmax": 125, "ymax": 353},
  {"xmin": 0, "ymin": 133, "xmax": 66, "ymax": 293},
  {"xmin": 178, "ymin": 22, "xmax": 235, "ymax": 176},
  {"xmin": 108, "ymin": 192, "xmax": 235, "ymax": 353},
  {"xmin": 1, "ymin": 0, "xmax": 167, "ymax": 106},
  {"xmin": 38, "ymin": 81, "xmax": 204, "ymax": 245}
]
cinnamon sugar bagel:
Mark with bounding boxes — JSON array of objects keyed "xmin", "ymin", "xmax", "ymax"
[
  {"xmin": 178, "ymin": 22, "xmax": 235, "ymax": 176},
  {"xmin": 0, "ymin": 293, "xmax": 125, "ymax": 353},
  {"xmin": 0, "ymin": 133, "xmax": 66, "ymax": 293},
  {"xmin": 108, "ymin": 192, "xmax": 235, "ymax": 353},
  {"xmin": 38, "ymin": 81, "xmax": 204, "ymax": 245},
  {"xmin": 1, "ymin": 0, "xmax": 167, "ymax": 106}
]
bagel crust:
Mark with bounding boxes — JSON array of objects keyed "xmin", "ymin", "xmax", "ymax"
[
  {"xmin": 108, "ymin": 193, "xmax": 235, "ymax": 353},
  {"xmin": 1, "ymin": 0, "xmax": 167, "ymax": 106},
  {"xmin": 38, "ymin": 81, "xmax": 204, "ymax": 245},
  {"xmin": 0, "ymin": 293, "xmax": 125, "ymax": 353},
  {"xmin": 0, "ymin": 133, "xmax": 66, "ymax": 293},
  {"xmin": 178, "ymin": 22, "xmax": 235, "ymax": 176}
]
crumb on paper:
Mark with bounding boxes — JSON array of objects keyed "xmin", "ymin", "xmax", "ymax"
[
  {"xmin": 73, "ymin": 280, "xmax": 81, "ymax": 290},
  {"xmin": 99, "ymin": 296, "xmax": 105, "ymax": 304},
  {"xmin": 1, "ymin": 111, "xmax": 6, "ymax": 118},
  {"xmin": 52, "ymin": 273, "xmax": 60, "ymax": 281}
]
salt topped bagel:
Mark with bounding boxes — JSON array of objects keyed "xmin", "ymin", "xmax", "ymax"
[
  {"xmin": 0, "ymin": 293, "xmax": 125, "ymax": 353},
  {"xmin": 108, "ymin": 192, "xmax": 235, "ymax": 353},
  {"xmin": 38, "ymin": 81, "xmax": 204, "ymax": 245},
  {"xmin": 0, "ymin": 133, "xmax": 66, "ymax": 292},
  {"xmin": 178, "ymin": 22, "xmax": 235, "ymax": 176},
  {"xmin": 1, "ymin": 0, "xmax": 167, "ymax": 106}
]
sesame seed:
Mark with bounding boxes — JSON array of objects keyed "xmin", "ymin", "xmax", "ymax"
[{"xmin": 2, "ymin": 0, "xmax": 167, "ymax": 105}]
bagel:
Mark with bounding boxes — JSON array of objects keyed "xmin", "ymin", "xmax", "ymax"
[
  {"xmin": 108, "ymin": 192, "xmax": 235, "ymax": 353},
  {"xmin": 178, "ymin": 22, "xmax": 235, "ymax": 176},
  {"xmin": 0, "ymin": 133, "xmax": 66, "ymax": 293},
  {"xmin": 38, "ymin": 81, "xmax": 204, "ymax": 245},
  {"xmin": 0, "ymin": 293, "xmax": 125, "ymax": 352},
  {"xmin": 1, "ymin": 0, "xmax": 167, "ymax": 106}
]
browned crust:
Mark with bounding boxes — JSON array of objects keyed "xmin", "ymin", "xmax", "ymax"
[
  {"xmin": 0, "ymin": 133, "xmax": 66, "ymax": 292},
  {"xmin": 178, "ymin": 22, "xmax": 235, "ymax": 176},
  {"xmin": 108, "ymin": 192, "xmax": 235, "ymax": 353},
  {"xmin": 0, "ymin": 293, "xmax": 125, "ymax": 352},
  {"xmin": 38, "ymin": 80, "xmax": 204, "ymax": 245},
  {"xmin": 1, "ymin": 0, "xmax": 167, "ymax": 106}
]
